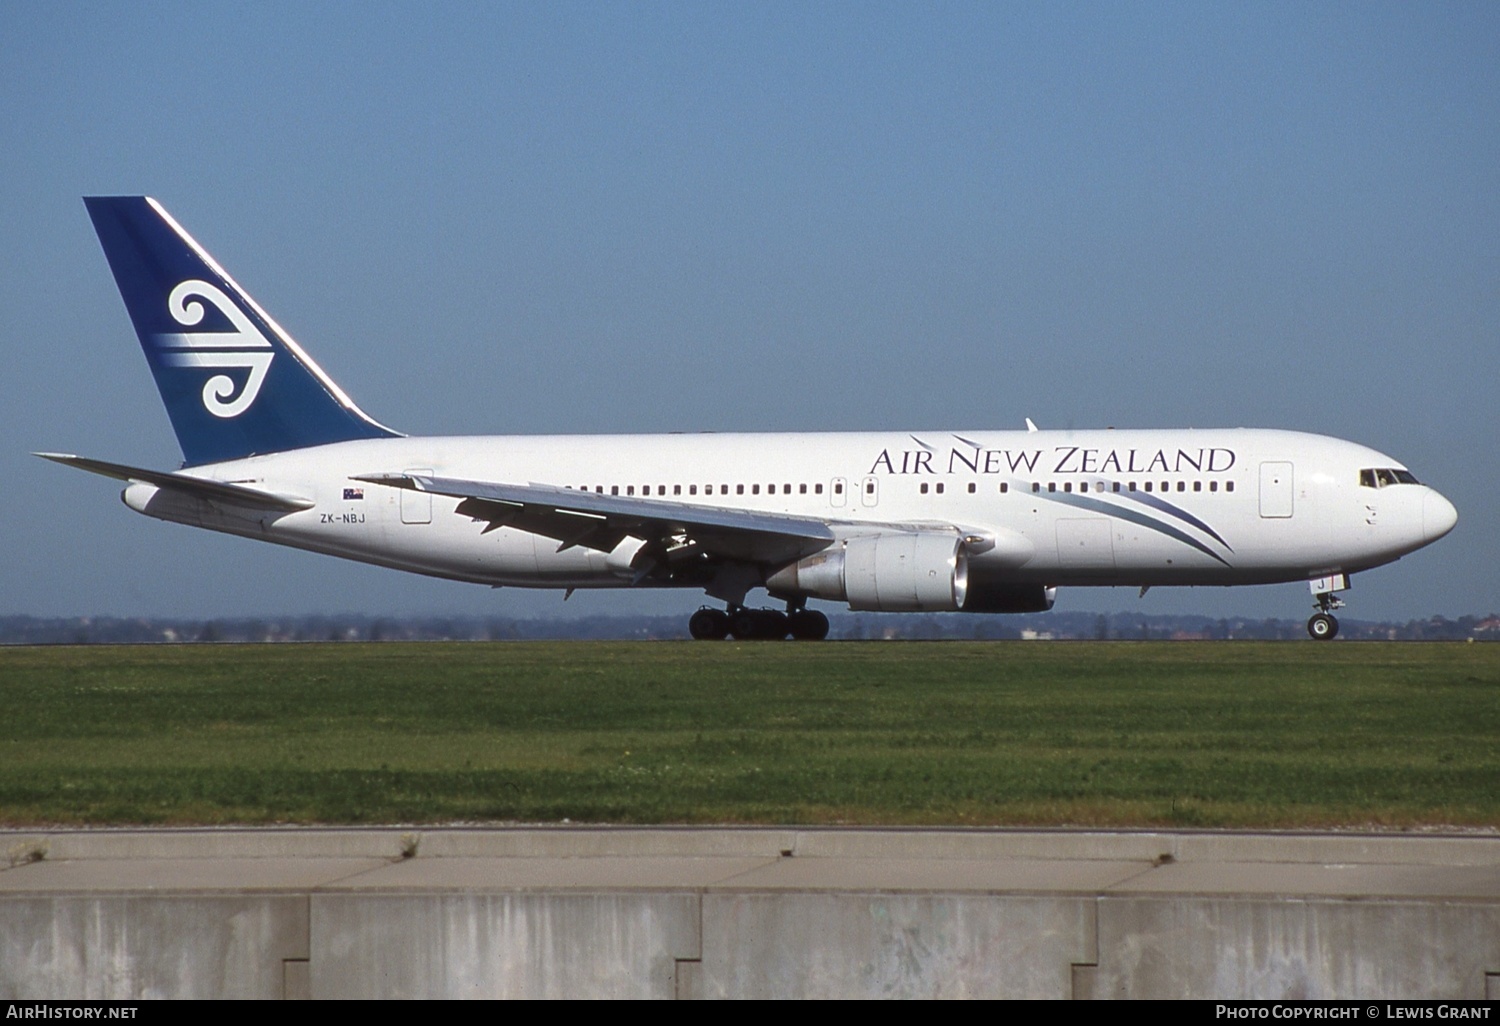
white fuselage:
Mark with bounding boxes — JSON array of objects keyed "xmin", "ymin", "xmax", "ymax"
[{"xmin": 124, "ymin": 427, "xmax": 1456, "ymax": 597}]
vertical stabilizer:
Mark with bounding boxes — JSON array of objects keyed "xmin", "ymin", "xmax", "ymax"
[{"xmin": 84, "ymin": 196, "xmax": 398, "ymax": 465}]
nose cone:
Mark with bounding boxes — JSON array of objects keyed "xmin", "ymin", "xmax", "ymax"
[{"xmin": 1423, "ymin": 489, "xmax": 1458, "ymax": 542}]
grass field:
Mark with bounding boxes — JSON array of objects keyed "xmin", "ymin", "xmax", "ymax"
[{"xmin": 1, "ymin": 641, "xmax": 1496, "ymax": 828}]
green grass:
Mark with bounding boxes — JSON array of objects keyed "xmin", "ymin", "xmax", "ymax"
[{"xmin": 1, "ymin": 641, "xmax": 1496, "ymax": 827}]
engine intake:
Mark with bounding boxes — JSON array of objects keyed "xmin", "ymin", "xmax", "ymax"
[{"xmin": 767, "ymin": 533, "xmax": 968, "ymax": 612}]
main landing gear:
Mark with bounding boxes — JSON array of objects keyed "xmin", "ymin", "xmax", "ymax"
[
  {"xmin": 688, "ymin": 602, "xmax": 830, "ymax": 641},
  {"xmin": 1306, "ymin": 575, "xmax": 1349, "ymax": 641}
]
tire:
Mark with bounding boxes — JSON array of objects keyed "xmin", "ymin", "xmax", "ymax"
[
  {"xmin": 689, "ymin": 608, "xmax": 729, "ymax": 641},
  {"xmin": 788, "ymin": 609, "xmax": 830, "ymax": 641},
  {"xmin": 1307, "ymin": 613, "xmax": 1338, "ymax": 641},
  {"xmin": 732, "ymin": 609, "xmax": 788, "ymax": 641},
  {"xmin": 730, "ymin": 610, "xmax": 760, "ymax": 641}
]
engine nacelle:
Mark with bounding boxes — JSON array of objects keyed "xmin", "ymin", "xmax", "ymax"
[
  {"xmin": 767, "ymin": 533, "xmax": 968, "ymax": 612},
  {"xmin": 960, "ymin": 581, "xmax": 1057, "ymax": 613}
]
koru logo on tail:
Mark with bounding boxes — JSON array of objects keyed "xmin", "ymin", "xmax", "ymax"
[{"xmin": 154, "ymin": 280, "xmax": 274, "ymax": 418}]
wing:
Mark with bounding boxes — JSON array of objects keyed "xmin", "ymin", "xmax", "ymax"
[
  {"xmin": 352, "ymin": 472, "xmax": 836, "ymax": 564},
  {"xmin": 36, "ymin": 453, "xmax": 314, "ymax": 512}
]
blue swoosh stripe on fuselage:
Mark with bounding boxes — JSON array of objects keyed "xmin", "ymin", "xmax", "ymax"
[
  {"xmin": 1113, "ymin": 488, "xmax": 1233, "ymax": 550},
  {"xmin": 1036, "ymin": 491, "xmax": 1232, "ymax": 567}
]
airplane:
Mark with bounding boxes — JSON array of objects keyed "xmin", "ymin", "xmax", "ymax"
[{"xmin": 40, "ymin": 197, "xmax": 1458, "ymax": 642}]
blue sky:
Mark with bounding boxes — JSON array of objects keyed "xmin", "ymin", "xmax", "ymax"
[{"xmin": 3, "ymin": 2, "xmax": 1496, "ymax": 622}]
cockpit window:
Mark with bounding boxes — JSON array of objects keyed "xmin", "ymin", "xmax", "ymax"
[{"xmin": 1360, "ymin": 467, "xmax": 1420, "ymax": 488}]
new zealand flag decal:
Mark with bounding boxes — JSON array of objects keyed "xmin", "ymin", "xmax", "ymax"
[{"xmin": 343, "ymin": 487, "xmax": 364, "ymax": 501}]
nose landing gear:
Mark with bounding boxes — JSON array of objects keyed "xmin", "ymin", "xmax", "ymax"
[{"xmin": 1306, "ymin": 574, "xmax": 1349, "ymax": 641}]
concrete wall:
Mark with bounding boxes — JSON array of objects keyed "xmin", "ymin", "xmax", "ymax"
[
  {"xmin": 2, "ymin": 829, "xmax": 1497, "ymax": 999},
  {"xmin": 2, "ymin": 896, "xmax": 306, "ymax": 1000},
  {"xmin": 1090, "ymin": 897, "xmax": 1500, "ymax": 1000},
  {"xmin": 311, "ymin": 893, "xmax": 699, "ymax": 999}
]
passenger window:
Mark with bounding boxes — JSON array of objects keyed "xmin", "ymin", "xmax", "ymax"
[
  {"xmin": 1210, "ymin": 481, "xmax": 1218, "ymax": 492},
  {"xmin": 1226, "ymin": 481, "xmax": 1235, "ymax": 492},
  {"xmin": 720, "ymin": 485, "xmax": 728, "ymax": 495},
  {"xmin": 1177, "ymin": 482, "xmax": 1185, "ymax": 492},
  {"xmin": 627, "ymin": 486, "xmax": 635, "ymax": 496},
  {"xmin": 1048, "ymin": 483, "xmax": 1056, "ymax": 493},
  {"xmin": 936, "ymin": 483, "xmax": 945, "ymax": 494},
  {"xmin": 689, "ymin": 485, "xmax": 697, "ymax": 496},
  {"xmin": 736, "ymin": 485, "xmax": 744, "ymax": 495},
  {"xmin": 611, "ymin": 486, "xmax": 619, "ymax": 495},
  {"xmin": 752, "ymin": 484, "xmax": 760, "ymax": 495},
  {"xmin": 1193, "ymin": 481, "xmax": 1201, "ymax": 492},
  {"xmin": 1079, "ymin": 482, "xmax": 1088, "ymax": 493},
  {"xmin": 766, "ymin": 484, "xmax": 773, "ymax": 494},
  {"xmin": 1112, "ymin": 482, "xmax": 1121, "ymax": 493},
  {"xmin": 968, "ymin": 482, "xmax": 977, "ymax": 494},
  {"xmin": 784, "ymin": 483, "xmax": 791, "ymax": 493},
  {"xmin": 1129, "ymin": 482, "xmax": 1137, "ymax": 491},
  {"xmin": 1032, "ymin": 482, "xmax": 1040, "ymax": 493},
  {"xmin": 920, "ymin": 483, "xmax": 930, "ymax": 494},
  {"xmin": 833, "ymin": 483, "xmax": 842, "ymax": 495},
  {"xmin": 999, "ymin": 482, "xmax": 1007, "ymax": 493},
  {"xmin": 816, "ymin": 484, "xmax": 824, "ymax": 495},
  {"xmin": 1063, "ymin": 482, "xmax": 1072, "ymax": 493},
  {"xmin": 800, "ymin": 484, "xmax": 808, "ymax": 494},
  {"xmin": 673, "ymin": 485, "xmax": 681, "ymax": 496},
  {"xmin": 865, "ymin": 481, "xmax": 875, "ymax": 494},
  {"xmin": 1144, "ymin": 482, "xmax": 1152, "ymax": 492}
]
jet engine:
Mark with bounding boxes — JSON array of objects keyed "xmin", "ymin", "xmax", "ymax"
[{"xmin": 766, "ymin": 533, "xmax": 968, "ymax": 612}]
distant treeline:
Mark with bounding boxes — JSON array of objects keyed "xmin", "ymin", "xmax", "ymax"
[{"xmin": 2, "ymin": 611, "xmax": 1496, "ymax": 644}]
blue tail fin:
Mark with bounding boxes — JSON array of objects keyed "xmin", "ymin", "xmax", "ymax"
[{"xmin": 84, "ymin": 196, "xmax": 399, "ymax": 466}]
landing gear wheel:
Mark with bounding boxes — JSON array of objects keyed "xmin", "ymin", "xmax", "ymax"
[
  {"xmin": 1307, "ymin": 613, "xmax": 1339, "ymax": 641},
  {"xmin": 788, "ymin": 609, "xmax": 830, "ymax": 641},
  {"xmin": 689, "ymin": 608, "xmax": 729, "ymax": 641},
  {"xmin": 731, "ymin": 609, "xmax": 789, "ymax": 641}
]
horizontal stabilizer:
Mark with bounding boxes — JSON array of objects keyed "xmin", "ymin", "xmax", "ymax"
[{"xmin": 35, "ymin": 453, "xmax": 314, "ymax": 511}]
